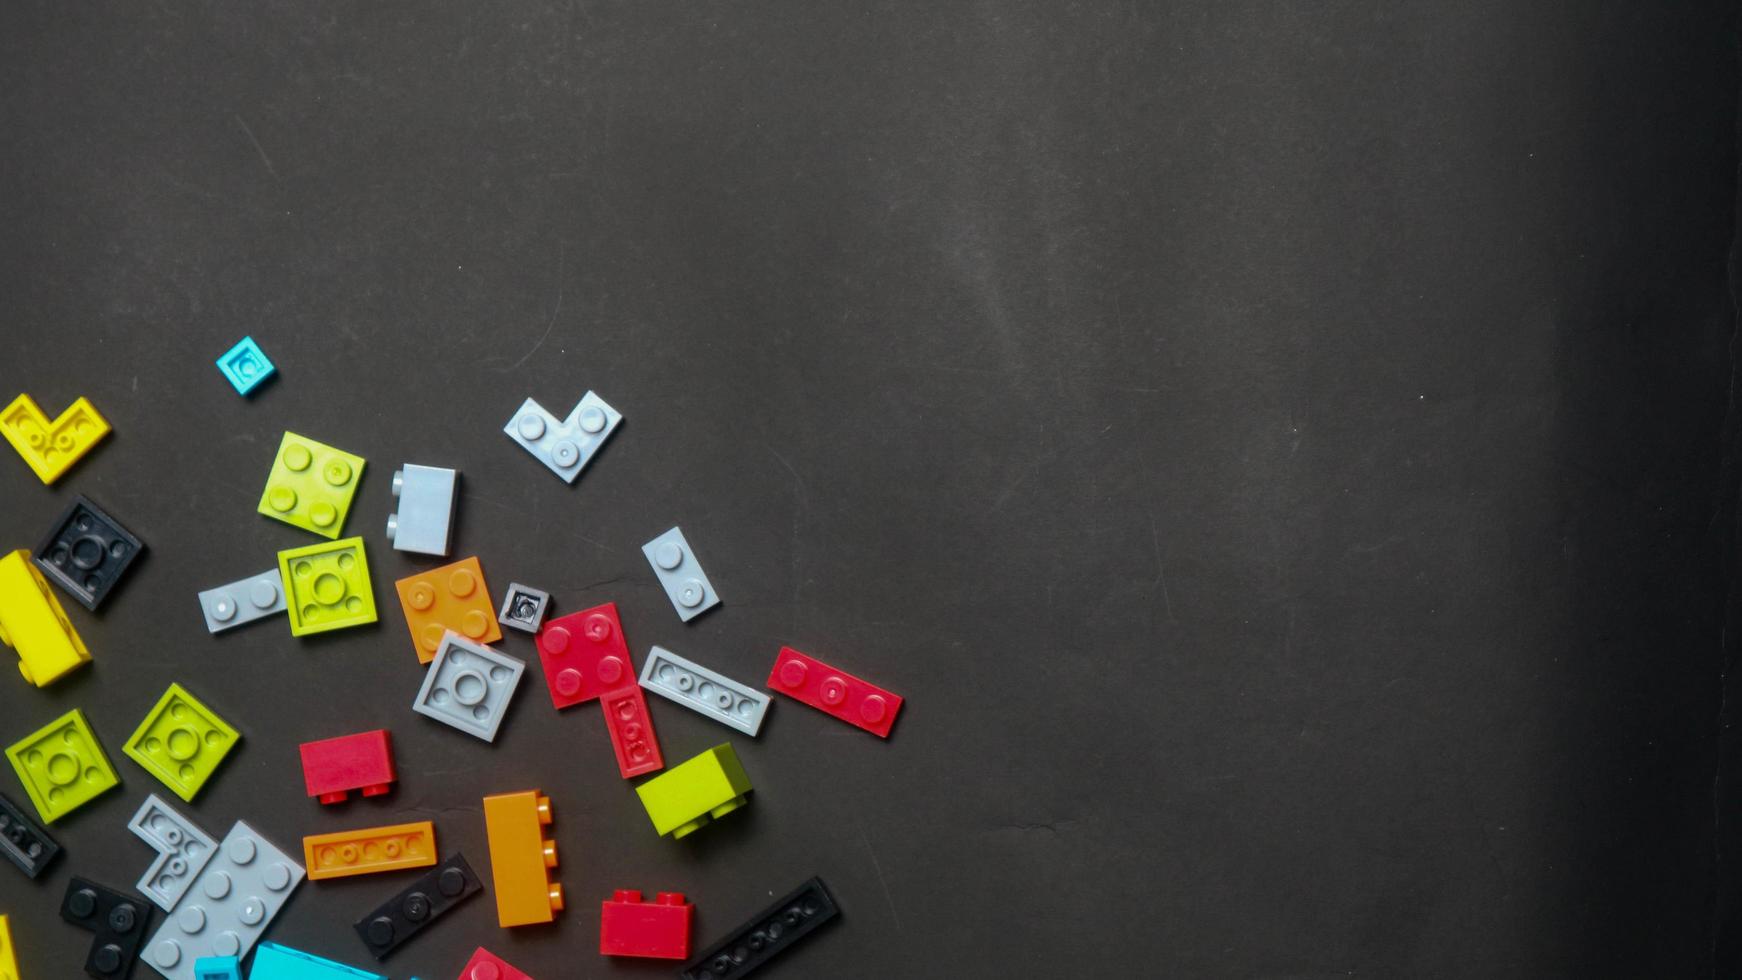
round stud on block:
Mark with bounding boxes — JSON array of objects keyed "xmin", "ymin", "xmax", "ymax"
[
  {"xmin": 448, "ymin": 568, "xmax": 477, "ymax": 597},
  {"xmin": 249, "ymin": 579, "xmax": 280, "ymax": 609},
  {"xmin": 284, "ymin": 445, "xmax": 312, "ymax": 471},
  {"xmin": 579, "ymin": 406, "xmax": 606, "ymax": 433},
  {"xmin": 778, "ymin": 660, "xmax": 808, "ymax": 688},
  {"xmin": 655, "ymin": 542, "xmax": 684, "ymax": 570},
  {"xmin": 517, "ymin": 414, "xmax": 545, "ymax": 440},
  {"xmin": 542, "ymin": 625, "xmax": 570, "ymax": 653},
  {"xmin": 551, "ymin": 440, "xmax": 579, "ymax": 467},
  {"xmin": 210, "ymin": 596, "xmax": 237, "ymax": 623}
]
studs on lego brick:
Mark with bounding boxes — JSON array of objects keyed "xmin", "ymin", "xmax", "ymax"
[
  {"xmin": 0, "ymin": 790, "xmax": 60, "ymax": 879},
  {"xmin": 303, "ymin": 821, "xmax": 437, "ymax": 880},
  {"xmin": 481, "ymin": 791, "xmax": 562, "ymax": 928},
  {"xmin": 497, "ymin": 583, "xmax": 550, "ymax": 634},
  {"xmin": 412, "ymin": 632, "xmax": 525, "ymax": 742},
  {"xmin": 395, "ymin": 556, "xmax": 501, "ymax": 663},
  {"xmin": 386, "ymin": 464, "xmax": 457, "ymax": 556},
  {"xmin": 143, "ymin": 820, "xmax": 306, "ymax": 980},
  {"xmin": 33, "ymin": 494, "xmax": 145, "ymax": 611},
  {"xmin": 642, "ymin": 526, "xmax": 720, "ymax": 622},
  {"xmin": 353, "ymin": 852, "xmax": 483, "ymax": 960},
  {"xmin": 300, "ymin": 730, "xmax": 395, "ymax": 805},
  {"xmin": 128, "ymin": 793, "xmax": 218, "ymax": 911},
  {"xmin": 601, "ymin": 684, "xmax": 663, "ymax": 779},
  {"xmin": 600, "ymin": 889, "xmax": 693, "ymax": 959},
  {"xmin": 215, "ymin": 337, "xmax": 276, "ymax": 396},
  {"xmin": 634, "ymin": 743, "xmax": 753, "ymax": 840},
  {"xmin": 0, "ymin": 548, "xmax": 90, "ymax": 686},
  {"xmin": 679, "ymin": 878, "xmax": 839, "ymax": 980},
  {"xmin": 257, "ymin": 432, "xmax": 366, "ymax": 538},
  {"xmin": 4, "ymin": 708, "xmax": 119, "ymax": 823},
  {"xmin": 502, "ymin": 392, "xmax": 622, "ymax": 483},
  {"xmin": 0, "ymin": 393, "xmax": 110, "ymax": 484},
  {"xmin": 766, "ymin": 647, "xmax": 904, "ymax": 738},
  {"xmin": 459, "ymin": 947, "xmax": 536, "ymax": 980},
  {"xmin": 61, "ymin": 875, "xmax": 155, "ymax": 979},
  {"xmin": 640, "ymin": 646, "xmax": 770, "ymax": 737},
  {"xmin": 535, "ymin": 603, "xmax": 634, "ymax": 710},
  {"xmin": 122, "ymin": 683, "xmax": 240, "ymax": 802},
  {"xmin": 197, "ymin": 569, "xmax": 286, "ymax": 634},
  {"xmin": 277, "ymin": 537, "xmax": 378, "ymax": 636}
]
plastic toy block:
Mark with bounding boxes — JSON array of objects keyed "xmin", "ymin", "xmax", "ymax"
[
  {"xmin": 215, "ymin": 337, "xmax": 274, "ymax": 396},
  {"xmin": 128, "ymin": 794, "xmax": 217, "ymax": 912},
  {"xmin": 0, "ymin": 548, "xmax": 90, "ymax": 686},
  {"xmin": 192, "ymin": 957, "xmax": 241, "ymax": 980},
  {"xmin": 248, "ymin": 942, "xmax": 384, "ymax": 980},
  {"xmin": 196, "ymin": 570, "xmax": 285, "ymax": 634},
  {"xmin": 277, "ymin": 537, "xmax": 377, "ymax": 636},
  {"xmin": 641, "ymin": 527, "xmax": 720, "ymax": 622},
  {"xmin": 601, "ymin": 684, "xmax": 663, "ymax": 779},
  {"xmin": 0, "ymin": 915, "xmax": 18, "ymax": 980},
  {"xmin": 257, "ymin": 432, "xmax": 366, "ymax": 539},
  {"xmin": 679, "ymin": 877, "xmax": 838, "ymax": 980},
  {"xmin": 481, "ymin": 790, "xmax": 561, "ymax": 928},
  {"xmin": 143, "ymin": 820, "xmax": 305, "ymax": 980},
  {"xmin": 5, "ymin": 708, "xmax": 119, "ymax": 823},
  {"xmin": 0, "ymin": 393, "xmax": 110, "ymax": 484},
  {"xmin": 395, "ymin": 556, "xmax": 500, "ymax": 663},
  {"xmin": 353, "ymin": 853, "xmax": 482, "ymax": 960},
  {"xmin": 299, "ymin": 730, "xmax": 395, "ymax": 805},
  {"xmin": 534, "ymin": 603, "xmax": 633, "ymax": 710},
  {"xmin": 458, "ymin": 948, "xmax": 535, "ymax": 980},
  {"xmin": 767, "ymin": 647, "xmax": 904, "ymax": 739},
  {"xmin": 61, "ymin": 876, "xmax": 154, "ymax": 979},
  {"xmin": 413, "ymin": 633, "xmax": 525, "ymax": 742},
  {"xmin": 33, "ymin": 494, "xmax": 145, "ymax": 611},
  {"xmin": 600, "ymin": 890, "xmax": 692, "ymax": 960},
  {"xmin": 502, "ymin": 392, "xmax": 621, "ymax": 484},
  {"xmin": 634, "ymin": 743, "xmax": 752, "ymax": 840},
  {"xmin": 640, "ymin": 646, "xmax": 770, "ymax": 737},
  {"xmin": 122, "ymin": 683, "xmax": 240, "ymax": 802},
  {"xmin": 304, "ymin": 821, "xmax": 436, "ymax": 880},
  {"xmin": 386, "ymin": 465, "xmax": 457, "ymax": 556},
  {"xmin": 496, "ymin": 583, "xmax": 549, "ymax": 634},
  {"xmin": 0, "ymin": 790, "xmax": 60, "ymax": 879}
]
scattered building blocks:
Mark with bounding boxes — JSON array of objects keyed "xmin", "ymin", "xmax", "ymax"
[
  {"xmin": 128, "ymin": 794, "xmax": 217, "ymax": 912},
  {"xmin": 215, "ymin": 337, "xmax": 275, "ymax": 396},
  {"xmin": 502, "ymin": 392, "xmax": 621, "ymax": 483},
  {"xmin": 496, "ymin": 583, "xmax": 549, "ymax": 634},
  {"xmin": 353, "ymin": 852, "xmax": 483, "ymax": 960},
  {"xmin": 299, "ymin": 730, "xmax": 395, "ymax": 805},
  {"xmin": 481, "ymin": 790, "xmax": 561, "ymax": 927},
  {"xmin": 0, "ymin": 790, "xmax": 60, "ymax": 879},
  {"xmin": 634, "ymin": 744, "xmax": 752, "ymax": 840},
  {"xmin": 395, "ymin": 556, "xmax": 500, "ymax": 663},
  {"xmin": 0, "ymin": 915, "xmax": 18, "ymax": 980},
  {"xmin": 277, "ymin": 537, "xmax": 377, "ymax": 636},
  {"xmin": 640, "ymin": 647, "xmax": 770, "ymax": 737},
  {"xmin": 257, "ymin": 432, "xmax": 366, "ymax": 539},
  {"xmin": 413, "ymin": 633, "xmax": 525, "ymax": 742},
  {"xmin": 192, "ymin": 956, "xmax": 241, "ymax": 980},
  {"xmin": 122, "ymin": 683, "xmax": 240, "ymax": 802},
  {"xmin": 642, "ymin": 527, "xmax": 720, "ymax": 622},
  {"xmin": 196, "ymin": 569, "xmax": 286, "ymax": 634},
  {"xmin": 767, "ymin": 647, "xmax": 904, "ymax": 739},
  {"xmin": 601, "ymin": 684, "xmax": 663, "ymax": 779},
  {"xmin": 143, "ymin": 820, "xmax": 306, "ymax": 980},
  {"xmin": 5, "ymin": 708, "xmax": 119, "ymax": 823},
  {"xmin": 61, "ymin": 876, "xmax": 154, "ymax": 979},
  {"xmin": 679, "ymin": 877, "xmax": 838, "ymax": 980},
  {"xmin": 249, "ymin": 943, "xmax": 384, "ymax": 980},
  {"xmin": 0, "ymin": 393, "xmax": 110, "ymax": 484},
  {"xmin": 534, "ymin": 603, "xmax": 633, "ymax": 710},
  {"xmin": 33, "ymin": 494, "xmax": 145, "ymax": 611},
  {"xmin": 386, "ymin": 464, "xmax": 458, "ymax": 556},
  {"xmin": 458, "ymin": 947, "xmax": 535, "ymax": 980},
  {"xmin": 304, "ymin": 821, "xmax": 437, "ymax": 880},
  {"xmin": 600, "ymin": 890, "xmax": 693, "ymax": 960},
  {"xmin": 0, "ymin": 548, "xmax": 90, "ymax": 686}
]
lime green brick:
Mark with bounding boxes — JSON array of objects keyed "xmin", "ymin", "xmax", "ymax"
[
  {"xmin": 123, "ymin": 683, "xmax": 239, "ymax": 802},
  {"xmin": 258, "ymin": 431, "xmax": 366, "ymax": 538},
  {"xmin": 278, "ymin": 536, "xmax": 377, "ymax": 636},
  {"xmin": 6, "ymin": 708, "xmax": 119, "ymax": 823},
  {"xmin": 635, "ymin": 743, "xmax": 753, "ymax": 838}
]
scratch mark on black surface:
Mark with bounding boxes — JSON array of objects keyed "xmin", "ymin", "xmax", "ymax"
[
  {"xmin": 854, "ymin": 817, "xmax": 902, "ymax": 932},
  {"xmin": 507, "ymin": 242, "xmax": 564, "ymax": 372},
  {"xmin": 1149, "ymin": 511, "xmax": 1174, "ymax": 625},
  {"xmin": 233, "ymin": 114, "xmax": 279, "ymax": 180}
]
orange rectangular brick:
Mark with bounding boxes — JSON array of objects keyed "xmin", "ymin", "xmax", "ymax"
[
  {"xmin": 394, "ymin": 556, "xmax": 502, "ymax": 663},
  {"xmin": 482, "ymin": 790, "xmax": 562, "ymax": 927},
  {"xmin": 302, "ymin": 821, "xmax": 437, "ymax": 880}
]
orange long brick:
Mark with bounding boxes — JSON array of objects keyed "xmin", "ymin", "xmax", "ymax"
[
  {"xmin": 303, "ymin": 821, "xmax": 437, "ymax": 880},
  {"xmin": 483, "ymin": 790, "xmax": 562, "ymax": 927}
]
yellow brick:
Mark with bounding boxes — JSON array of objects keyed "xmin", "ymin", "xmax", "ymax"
[
  {"xmin": 634, "ymin": 743, "xmax": 752, "ymax": 839},
  {"xmin": 277, "ymin": 537, "xmax": 377, "ymax": 636},
  {"xmin": 0, "ymin": 913, "xmax": 18, "ymax": 980},
  {"xmin": 0, "ymin": 549, "xmax": 90, "ymax": 687},
  {"xmin": 257, "ymin": 432, "xmax": 365, "ymax": 538},
  {"xmin": 0, "ymin": 393, "xmax": 109, "ymax": 484}
]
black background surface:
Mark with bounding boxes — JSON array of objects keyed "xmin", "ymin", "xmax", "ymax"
[{"xmin": 2, "ymin": 2, "xmax": 1740, "ymax": 978}]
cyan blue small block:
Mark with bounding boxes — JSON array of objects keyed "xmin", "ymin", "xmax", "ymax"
[
  {"xmin": 216, "ymin": 336, "xmax": 275, "ymax": 395},
  {"xmin": 247, "ymin": 943, "xmax": 384, "ymax": 980},
  {"xmin": 193, "ymin": 955, "xmax": 242, "ymax": 980}
]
